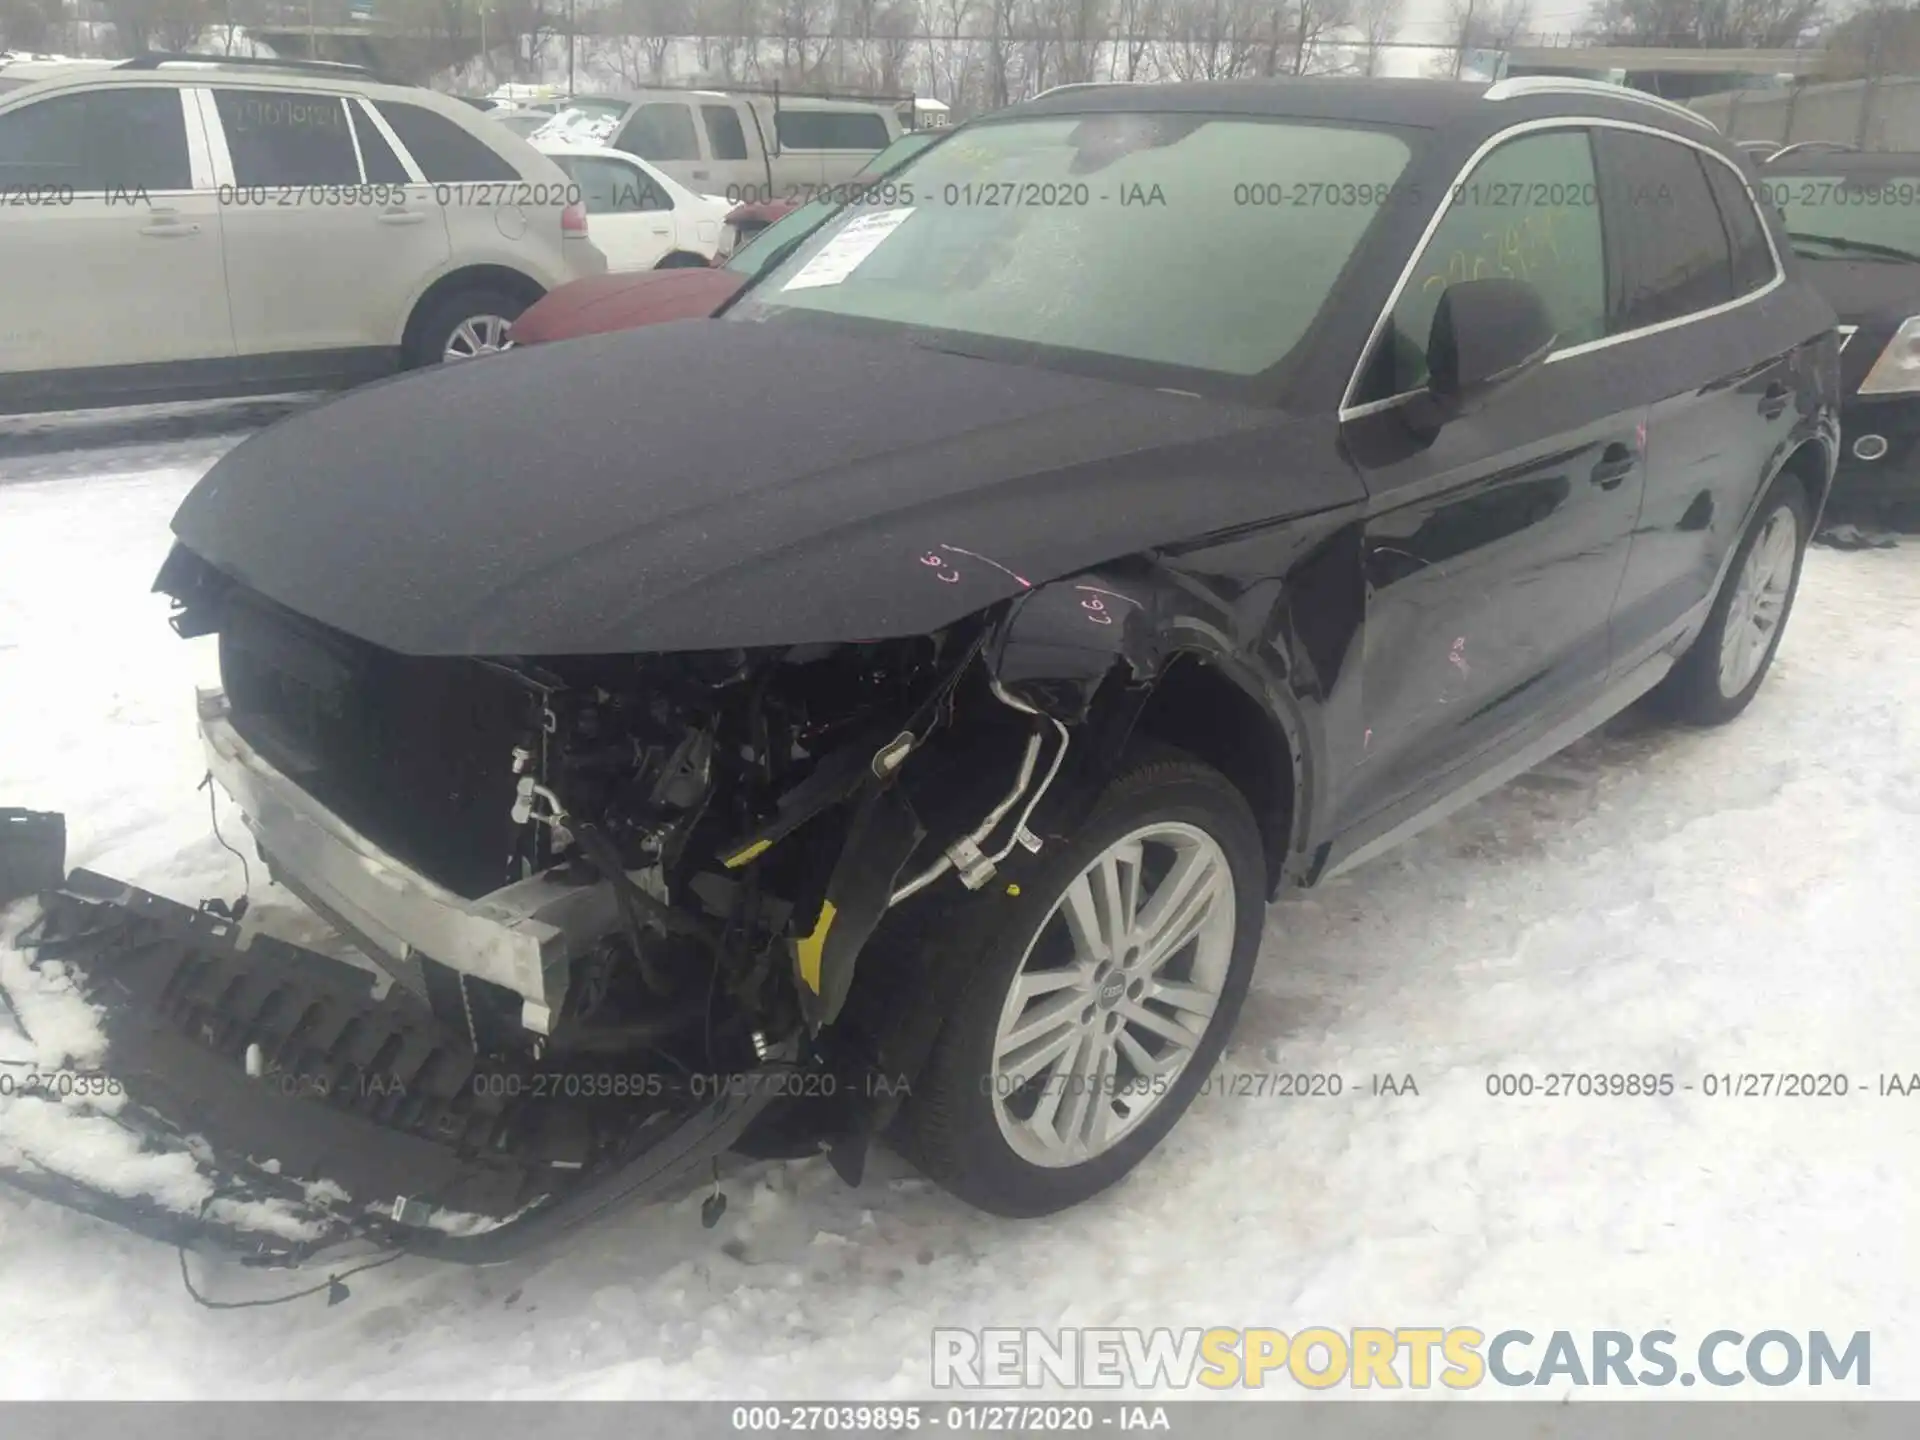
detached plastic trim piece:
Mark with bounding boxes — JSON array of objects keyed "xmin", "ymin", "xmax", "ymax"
[{"xmin": 0, "ymin": 809, "xmax": 65, "ymax": 908}]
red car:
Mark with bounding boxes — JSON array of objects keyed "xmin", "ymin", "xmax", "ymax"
[{"xmin": 507, "ymin": 129, "xmax": 942, "ymax": 346}]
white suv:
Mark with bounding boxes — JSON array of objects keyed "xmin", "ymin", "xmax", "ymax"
[{"xmin": 0, "ymin": 54, "xmax": 608, "ymax": 415}]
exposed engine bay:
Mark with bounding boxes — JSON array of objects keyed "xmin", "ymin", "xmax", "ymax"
[{"xmin": 0, "ymin": 543, "xmax": 1163, "ymax": 1268}]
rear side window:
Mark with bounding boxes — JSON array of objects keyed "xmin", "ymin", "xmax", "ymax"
[
  {"xmin": 552, "ymin": 153, "xmax": 668, "ymax": 212},
  {"xmin": 1595, "ymin": 129, "xmax": 1735, "ymax": 329},
  {"xmin": 702, "ymin": 104, "xmax": 749, "ymax": 161},
  {"xmin": 1703, "ymin": 159, "xmax": 1777, "ymax": 296},
  {"xmin": 0, "ymin": 87, "xmax": 190, "ymax": 191},
  {"xmin": 376, "ymin": 99, "xmax": 517, "ymax": 180},
  {"xmin": 215, "ymin": 89, "xmax": 359, "ymax": 186},
  {"xmin": 616, "ymin": 103, "xmax": 700, "ymax": 161},
  {"xmin": 775, "ymin": 109, "xmax": 890, "ymax": 150},
  {"xmin": 351, "ymin": 100, "xmax": 410, "ymax": 182},
  {"xmin": 1375, "ymin": 128, "xmax": 1608, "ymax": 396}
]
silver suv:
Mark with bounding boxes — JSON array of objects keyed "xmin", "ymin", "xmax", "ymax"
[{"xmin": 0, "ymin": 53, "xmax": 608, "ymax": 415}]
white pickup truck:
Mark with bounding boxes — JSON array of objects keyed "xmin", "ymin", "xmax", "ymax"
[{"xmin": 529, "ymin": 87, "xmax": 908, "ymax": 205}]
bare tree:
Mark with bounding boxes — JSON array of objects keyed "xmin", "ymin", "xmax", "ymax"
[
  {"xmin": 1286, "ymin": 0, "xmax": 1353, "ymax": 72},
  {"xmin": 100, "ymin": 0, "xmax": 211, "ymax": 53},
  {"xmin": 693, "ymin": 0, "xmax": 761, "ymax": 81},
  {"xmin": 1356, "ymin": 0, "xmax": 1402, "ymax": 73},
  {"xmin": 1582, "ymin": 0, "xmax": 1821, "ymax": 46},
  {"xmin": 1166, "ymin": 0, "xmax": 1263, "ymax": 79},
  {"xmin": 1108, "ymin": 0, "xmax": 1163, "ymax": 76},
  {"xmin": 0, "ymin": 0, "xmax": 67, "ymax": 49},
  {"xmin": 1820, "ymin": 0, "xmax": 1920, "ymax": 80}
]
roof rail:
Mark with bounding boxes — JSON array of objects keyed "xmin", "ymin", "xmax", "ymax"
[
  {"xmin": 1482, "ymin": 75, "xmax": 1720, "ymax": 134},
  {"xmin": 1032, "ymin": 81, "xmax": 1117, "ymax": 99},
  {"xmin": 116, "ymin": 51, "xmax": 380, "ymax": 79},
  {"xmin": 1765, "ymin": 140, "xmax": 1859, "ymax": 162}
]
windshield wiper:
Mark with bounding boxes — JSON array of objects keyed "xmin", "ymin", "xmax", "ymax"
[{"xmin": 1788, "ymin": 230, "xmax": 1920, "ymax": 264}]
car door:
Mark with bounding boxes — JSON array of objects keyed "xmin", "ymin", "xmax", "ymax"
[
  {"xmin": 205, "ymin": 85, "xmax": 450, "ymax": 361},
  {"xmin": 697, "ymin": 101, "xmax": 755, "ymax": 195},
  {"xmin": 1336, "ymin": 124, "xmax": 1648, "ymax": 831},
  {"xmin": 1592, "ymin": 127, "xmax": 1806, "ymax": 672},
  {"xmin": 612, "ymin": 99, "xmax": 705, "ymax": 190},
  {"xmin": 554, "ymin": 151, "xmax": 675, "ymax": 270},
  {"xmin": 0, "ymin": 82, "xmax": 232, "ymax": 388}
]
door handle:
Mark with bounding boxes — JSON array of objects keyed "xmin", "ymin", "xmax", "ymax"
[
  {"xmin": 691, "ymin": 168, "xmax": 710, "ymax": 180},
  {"xmin": 138, "ymin": 208, "xmax": 199, "ymax": 237},
  {"xmin": 378, "ymin": 209, "xmax": 426, "ymax": 226},
  {"xmin": 1760, "ymin": 382, "xmax": 1792, "ymax": 420},
  {"xmin": 1590, "ymin": 443, "xmax": 1635, "ymax": 490}
]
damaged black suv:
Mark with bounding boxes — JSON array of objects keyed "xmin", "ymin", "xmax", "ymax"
[{"xmin": 17, "ymin": 76, "xmax": 1840, "ymax": 1264}]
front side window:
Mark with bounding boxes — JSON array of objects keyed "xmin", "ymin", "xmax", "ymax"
[
  {"xmin": 1761, "ymin": 171, "xmax": 1920, "ymax": 265},
  {"xmin": 617, "ymin": 103, "xmax": 700, "ymax": 162},
  {"xmin": 702, "ymin": 104, "xmax": 749, "ymax": 161},
  {"xmin": 730, "ymin": 114, "xmax": 1416, "ymax": 385},
  {"xmin": 215, "ymin": 88, "xmax": 359, "ymax": 187},
  {"xmin": 551, "ymin": 153, "xmax": 667, "ymax": 213},
  {"xmin": 1373, "ymin": 128, "xmax": 1608, "ymax": 398},
  {"xmin": 1595, "ymin": 129, "xmax": 1736, "ymax": 329},
  {"xmin": 0, "ymin": 87, "xmax": 190, "ymax": 191}
]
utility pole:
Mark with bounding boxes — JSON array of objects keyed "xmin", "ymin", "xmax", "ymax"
[{"xmin": 567, "ymin": 0, "xmax": 575, "ymax": 96}]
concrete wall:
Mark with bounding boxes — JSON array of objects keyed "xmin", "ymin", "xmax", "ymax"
[{"xmin": 1691, "ymin": 76, "xmax": 1920, "ymax": 151}]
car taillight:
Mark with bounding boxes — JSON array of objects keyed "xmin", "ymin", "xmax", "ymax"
[{"xmin": 561, "ymin": 201, "xmax": 589, "ymax": 235}]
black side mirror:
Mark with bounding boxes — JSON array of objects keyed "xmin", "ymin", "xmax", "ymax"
[{"xmin": 1424, "ymin": 276, "xmax": 1559, "ymax": 417}]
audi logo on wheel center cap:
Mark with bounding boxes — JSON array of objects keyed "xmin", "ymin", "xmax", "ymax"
[{"xmin": 1098, "ymin": 975, "xmax": 1127, "ymax": 1007}]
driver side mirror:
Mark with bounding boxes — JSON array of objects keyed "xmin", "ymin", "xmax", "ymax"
[{"xmin": 1419, "ymin": 276, "xmax": 1558, "ymax": 423}]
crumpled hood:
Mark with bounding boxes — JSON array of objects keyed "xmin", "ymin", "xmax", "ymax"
[{"xmin": 169, "ymin": 320, "xmax": 1349, "ymax": 656}]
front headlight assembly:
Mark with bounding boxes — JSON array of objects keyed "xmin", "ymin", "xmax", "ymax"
[{"xmin": 1857, "ymin": 315, "xmax": 1920, "ymax": 395}]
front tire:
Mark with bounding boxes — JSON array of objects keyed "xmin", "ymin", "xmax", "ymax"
[
  {"xmin": 406, "ymin": 285, "xmax": 530, "ymax": 368},
  {"xmin": 893, "ymin": 750, "xmax": 1266, "ymax": 1218},
  {"xmin": 1652, "ymin": 472, "xmax": 1811, "ymax": 726}
]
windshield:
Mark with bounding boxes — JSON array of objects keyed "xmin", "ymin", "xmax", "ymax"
[
  {"xmin": 1763, "ymin": 174, "xmax": 1920, "ymax": 263},
  {"xmin": 724, "ymin": 130, "xmax": 946, "ymax": 278},
  {"xmin": 727, "ymin": 114, "xmax": 1415, "ymax": 384}
]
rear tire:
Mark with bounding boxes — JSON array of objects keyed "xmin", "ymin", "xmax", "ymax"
[
  {"xmin": 1652, "ymin": 471, "xmax": 1811, "ymax": 726},
  {"xmin": 892, "ymin": 748, "xmax": 1266, "ymax": 1218},
  {"xmin": 406, "ymin": 285, "xmax": 531, "ymax": 367},
  {"xmin": 656, "ymin": 251, "xmax": 710, "ymax": 269}
]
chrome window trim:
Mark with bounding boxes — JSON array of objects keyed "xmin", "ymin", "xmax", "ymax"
[
  {"xmin": 1838, "ymin": 324, "xmax": 1857, "ymax": 352},
  {"xmin": 1338, "ymin": 114, "xmax": 1787, "ymax": 423}
]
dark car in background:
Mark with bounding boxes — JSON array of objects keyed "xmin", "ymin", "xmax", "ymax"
[
  {"xmin": 1759, "ymin": 149, "xmax": 1920, "ymax": 518},
  {"xmin": 9, "ymin": 78, "xmax": 1840, "ymax": 1264}
]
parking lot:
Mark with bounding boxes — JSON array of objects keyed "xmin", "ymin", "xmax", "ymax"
[{"xmin": 1, "ymin": 417, "xmax": 1917, "ymax": 1397}]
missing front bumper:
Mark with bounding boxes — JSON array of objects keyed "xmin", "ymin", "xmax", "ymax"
[
  {"xmin": 198, "ymin": 686, "xmax": 636, "ymax": 1036},
  {"xmin": 0, "ymin": 871, "xmax": 776, "ymax": 1264}
]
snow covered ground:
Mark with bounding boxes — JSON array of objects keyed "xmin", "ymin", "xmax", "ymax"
[{"xmin": 0, "ymin": 430, "xmax": 1917, "ymax": 1400}]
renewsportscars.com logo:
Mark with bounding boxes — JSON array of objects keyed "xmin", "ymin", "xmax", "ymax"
[{"xmin": 931, "ymin": 1327, "xmax": 1871, "ymax": 1390}]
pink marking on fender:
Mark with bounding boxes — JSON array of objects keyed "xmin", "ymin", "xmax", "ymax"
[{"xmin": 940, "ymin": 544, "xmax": 1030, "ymax": 588}]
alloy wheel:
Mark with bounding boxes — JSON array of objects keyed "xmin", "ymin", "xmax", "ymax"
[
  {"xmin": 443, "ymin": 314, "xmax": 513, "ymax": 361},
  {"xmin": 988, "ymin": 821, "xmax": 1237, "ymax": 1169},
  {"xmin": 1717, "ymin": 503, "xmax": 1799, "ymax": 698}
]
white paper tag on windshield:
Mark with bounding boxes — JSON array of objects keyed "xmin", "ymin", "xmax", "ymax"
[{"xmin": 781, "ymin": 207, "xmax": 914, "ymax": 291}]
